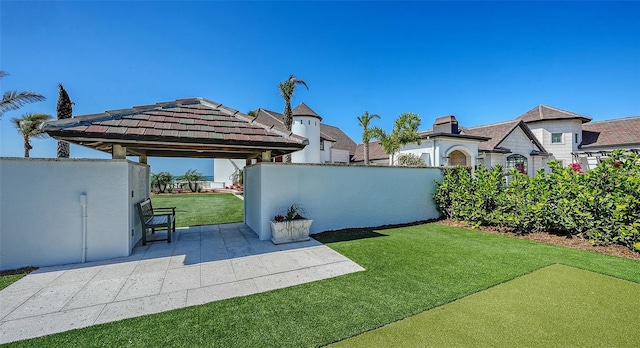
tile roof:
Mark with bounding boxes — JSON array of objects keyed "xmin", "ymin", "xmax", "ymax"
[
  {"xmin": 580, "ymin": 116, "xmax": 640, "ymax": 149},
  {"xmin": 320, "ymin": 124, "xmax": 357, "ymax": 154},
  {"xmin": 42, "ymin": 98, "xmax": 308, "ymax": 159},
  {"xmin": 251, "ymin": 107, "xmax": 358, "ymax": 149},
  {"xmin": 462, "ymin": 120, "xmax": 547, "ymax": 154},
  {"xmin": 292, "ymin": 102, "xmax": 322, "ymax": 120},
  {"xmin": 518, "ymin": 105, "xmax": 592, "ymax": 123},
  {"xmin": 353, "ymin": 140, "xmax": 388, "ymax": 162}
]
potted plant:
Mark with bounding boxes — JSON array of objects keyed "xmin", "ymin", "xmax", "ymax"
[{"xmin": 270, "ymin": 204, "xmax": 313, "ymax": 244}]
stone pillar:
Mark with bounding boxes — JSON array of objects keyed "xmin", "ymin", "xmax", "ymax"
[
  {"xmin": 113, "ymin": 144, "xmax": 127, "ymax": 159},
  {"xmin": 262, "ymin": 151, "xmax": 271, "ymax": 162},
  {"xmin": 139, "ymin": 154, "xmax": 148, "ymax": 164}
]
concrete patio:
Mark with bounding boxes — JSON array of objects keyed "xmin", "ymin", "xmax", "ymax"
[{"xmin": 0, "ymin": 223, "xmax": 364, "ymax": 344}]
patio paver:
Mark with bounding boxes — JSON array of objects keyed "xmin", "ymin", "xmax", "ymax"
[{"xmin": 0, "ymin": 223, "xmax": 364, "ymax": 344}]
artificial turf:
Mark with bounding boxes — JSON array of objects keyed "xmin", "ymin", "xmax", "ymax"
[
  {"xmin": 5, "ymin": 224, "xmax": 639, "ymax": 347},
  {"xmin": 331, "ymin": 264, "xmax": 640, "ymax": 347},
  {"xmin": 151, "ymin": 193, "xmax": 243, "ymax": 227}
]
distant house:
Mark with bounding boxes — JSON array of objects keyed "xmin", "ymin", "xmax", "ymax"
[
  {"xmin": 213, "ymin": 103, "xmax": 357, "ymax": 186},
  {"xmin": 356, "ymin": 105, "xmax": 640, "ymax": 175}
]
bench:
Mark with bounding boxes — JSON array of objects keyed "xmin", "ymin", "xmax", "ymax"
[{"xmin": 136, "ymin": 198, "xmax": 176, "ymax": 245}]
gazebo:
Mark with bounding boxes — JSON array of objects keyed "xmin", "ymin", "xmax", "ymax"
[{"xmin": 42, "ymin": 97, "xmax": 308, "ymax": 163}]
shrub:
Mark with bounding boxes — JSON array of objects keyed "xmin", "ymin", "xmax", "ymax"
[{"xmin": 434, "ymin": 150, "xmax": 640, "ymax": 250}]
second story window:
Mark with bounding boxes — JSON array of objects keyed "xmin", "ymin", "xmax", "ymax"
[
  {"xmin": 320, "ymin": 140, "xmax": 324, "ymax": 151},
  {"xmin": 551, "ymin": 133, "xmax": 563, "ymax": 144},
  {"xmin": 575, "ymin": 133, "xmax": 579, "ymax": 144}
]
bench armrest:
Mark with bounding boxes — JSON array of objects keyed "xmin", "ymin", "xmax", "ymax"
[{"xmin": 154, "ymin": 207, "xmax": 176, "ymax": 212}]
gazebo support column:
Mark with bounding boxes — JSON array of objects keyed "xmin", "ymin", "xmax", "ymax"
[
  {"xmin": 139, "ymin": 154, "xmax": 148, "ymax": 164},
  {"xmin": 262, "ymin": 151, "xmax": 271, "ymax": 162},
  {"xmin": 113, "ymin": 144, "xmax": 127, "ymax": 159}
]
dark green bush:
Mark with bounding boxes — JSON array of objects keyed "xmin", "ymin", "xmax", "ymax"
[{"xmin": 434, "ymin": 150, "xmax": 640, "ymax": 250}]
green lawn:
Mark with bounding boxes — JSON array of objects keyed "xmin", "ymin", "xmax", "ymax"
[
  {"xmin": 0, "ymin": 274, "xmax": 26, "ymax": 291},
  {"xmin": 7, "ymin": 224, "xmax": 640, "ymax": 347},
  {"xmin": 151, "ymin": 193, "xmax": 243, "ymax": 227},
  {"xmin": 332, "ymin": 264, "xmax": 640, "ymax": 347}
]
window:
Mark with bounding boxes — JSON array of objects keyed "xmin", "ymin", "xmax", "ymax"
[
  {"xmin": 320, "ymin": 140, "xmax": 324, "ymax": 151},
  {"xmin": 506, "ymin": 154, "xmax": 527, "ymax": 174},
  {"xmin": 551, "ymin": 133, "xmax": 563, "ymax": 144},
  {"xmin": 575, "ymin": 133, "xmax": 579, "ymax": 144}
]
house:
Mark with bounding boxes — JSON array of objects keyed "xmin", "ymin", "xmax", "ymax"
[
  {"xmin": 213, "ymin": 102, "xmax": 357, "ymax": 186},
  {"xmin": 357, "ymin": 105, "xmax": 640, "ymax": 175}
]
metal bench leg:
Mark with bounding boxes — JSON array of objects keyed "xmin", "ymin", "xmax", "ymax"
[
  {"xmin": 167, "ymin": 216, "xmax": 173, "ymax": 243},
  {"xmin": 142, "ymin": 228, "xmax": 147, "ymax": 246}
]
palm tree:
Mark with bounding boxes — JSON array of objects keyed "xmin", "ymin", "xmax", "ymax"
[
  {"xmin": 182, "ymin": 169, "xmax": 204, "ymax": 192},
  {"xmin": 56, "ymin": 84, "xmax": 73, "ymax": 158},
  {"xmin": 0, "ymin": 71, "xmax": 46, "ymax": 119},
  {"xmin": 278, "ymin": 75, "xmax": 308, "ymax": 163},
  {"xmin": 11, "ymin": 112, "xmax": 52, "ymax": 157},
  {"xmin": 357, "ymin": 111, "xmax": 381, "ymax": 165},
  {"xmin": 369, "ymin": 112, "xmax": 421, "ymax": 165}
]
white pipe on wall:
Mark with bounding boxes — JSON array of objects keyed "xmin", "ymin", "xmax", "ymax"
[{"xmin": 80, "ymin": 194, "xmax": 88, "ymax": 263}]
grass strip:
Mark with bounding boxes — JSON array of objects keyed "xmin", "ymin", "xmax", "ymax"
[
  {"xmin": 151, "ymin": 193, "xmax": 243, "ymax": 227},
  {"xmin": 331, "ymin": 264, "xmax": 640, "ymax": 347},
  {"xmin": 0, "ymin": 274, "xmax": 26, "ymax": 291},
  {"xmin": 7, "ymin": 224, "xmax": 640, "ymax": 347}
]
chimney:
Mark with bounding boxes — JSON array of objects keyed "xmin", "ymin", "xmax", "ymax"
[{"xmin": 433, "ymin": 115, "xmax": 459, "ymax": 134}]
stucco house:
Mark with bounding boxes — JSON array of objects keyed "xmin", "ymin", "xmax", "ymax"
[
  {"xmin": 356, "ymin": 105, "xmax": 640, "ymax": 175},
  {"xmin": 214, "ymin": 102, "xmax": 357, "ymax": 186}
]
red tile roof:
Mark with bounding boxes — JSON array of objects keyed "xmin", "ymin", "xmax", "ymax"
[
  {"xmin": 42, "ymin": 98, "xmax": 308, "ymax": 159},
  {"xmin": 581, "ymin": 116, "xmax": 640, "ymax": 149},
  {"xmin": 518, "ymin": 105, "xmax": 592, "ymax": 123}
]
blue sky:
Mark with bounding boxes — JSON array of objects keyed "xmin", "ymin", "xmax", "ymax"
[{"xmin": 2, "ymin": 1, "xmax": 639, "ymax": 176}]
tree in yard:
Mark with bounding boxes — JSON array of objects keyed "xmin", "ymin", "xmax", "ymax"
[
  {"xmin": 0, "ymin": 71, "xmax": 46, "ymax": 119},
  {"xmin": 357, "ymin": 111, "xmax": 381, "ymax": 165},
  {"xmin": 56, "ymin": 84, "xmax": 73, "ymax": 158},
  {"xmin": 151, "ymin": 172, "xmax": 174, "ymax": 193},
  {"xmin": 10, "ymin": 112, "xmax": 52, "ymax": 157},
  {"xmin": 182, "ymin": 169, "xmax": 204, "ymax": 192},
  {"xmin": 369, "ymin": 112, "xmax": 422, "ymax": 165},
  {"xmin": 278, "ymin": 74, "xmax": 308, "ymax": 163}
]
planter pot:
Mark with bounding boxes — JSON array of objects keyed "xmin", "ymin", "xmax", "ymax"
[{"xmin": 270, "ymin": 220, "xmax": 313, "ymax": 244}]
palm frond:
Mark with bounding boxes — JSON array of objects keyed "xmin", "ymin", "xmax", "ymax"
[{"xmin": 1, "ymin": 91, "xmax": 46, "ymax": 113}]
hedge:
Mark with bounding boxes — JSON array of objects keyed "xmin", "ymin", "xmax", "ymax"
[{"xmin": 433, "ymin": 150, "xmax": 640, "ymax": 251}]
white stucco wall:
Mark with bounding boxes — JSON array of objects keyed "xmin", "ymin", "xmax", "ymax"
[
  {"xmin": 292, "ymin": 116, "xmax": 321, "ymax": 163},
  {"xmin": 244, "ymin": 163, "xmax": 443, "ymax": 240},
  {"xmin": 213, "ymin": 158, "xmax": 245, "ymax": 187},
  {"xmin": 0, "ymin": 158, "xmax": 148, "ymax": 270},
  {"xmin": 399, "ymin": 138, "xmax": 479, "ymax": 168},
  {"xmin": 528, "ymin": 119, "xmax": 582, "ymax": 167},
  {"xmin": 320, "ymin": 140, "xmax": 333, "ymax": 163}
]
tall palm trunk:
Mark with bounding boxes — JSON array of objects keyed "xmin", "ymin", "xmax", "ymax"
[
  {"xmin": 278, "ymin": 75, "xmax": 308, "ymax": 164},
  {"xmin": 23, "ymin": 135, "xmax": 32, "ymax": 158},
  {"xmin": 56, "ymin": 84, "xmax": 73, "ymax": 158},
  {"xmin": 283, "ymin": 100, "xmax": 293, "ymax": 163},
  {"xmin": 364, "ymin": 142, "xmax": 370, "ymax": 166}
]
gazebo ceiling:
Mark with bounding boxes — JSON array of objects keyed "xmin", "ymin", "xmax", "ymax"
[{"xmin": 42, "ymin": 98, "xmax": 308, "ymax": 159}]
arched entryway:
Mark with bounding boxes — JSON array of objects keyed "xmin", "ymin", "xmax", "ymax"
[{"xmin": 449, "ymin": 150, "xmax": 468, "ymax": 166}]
